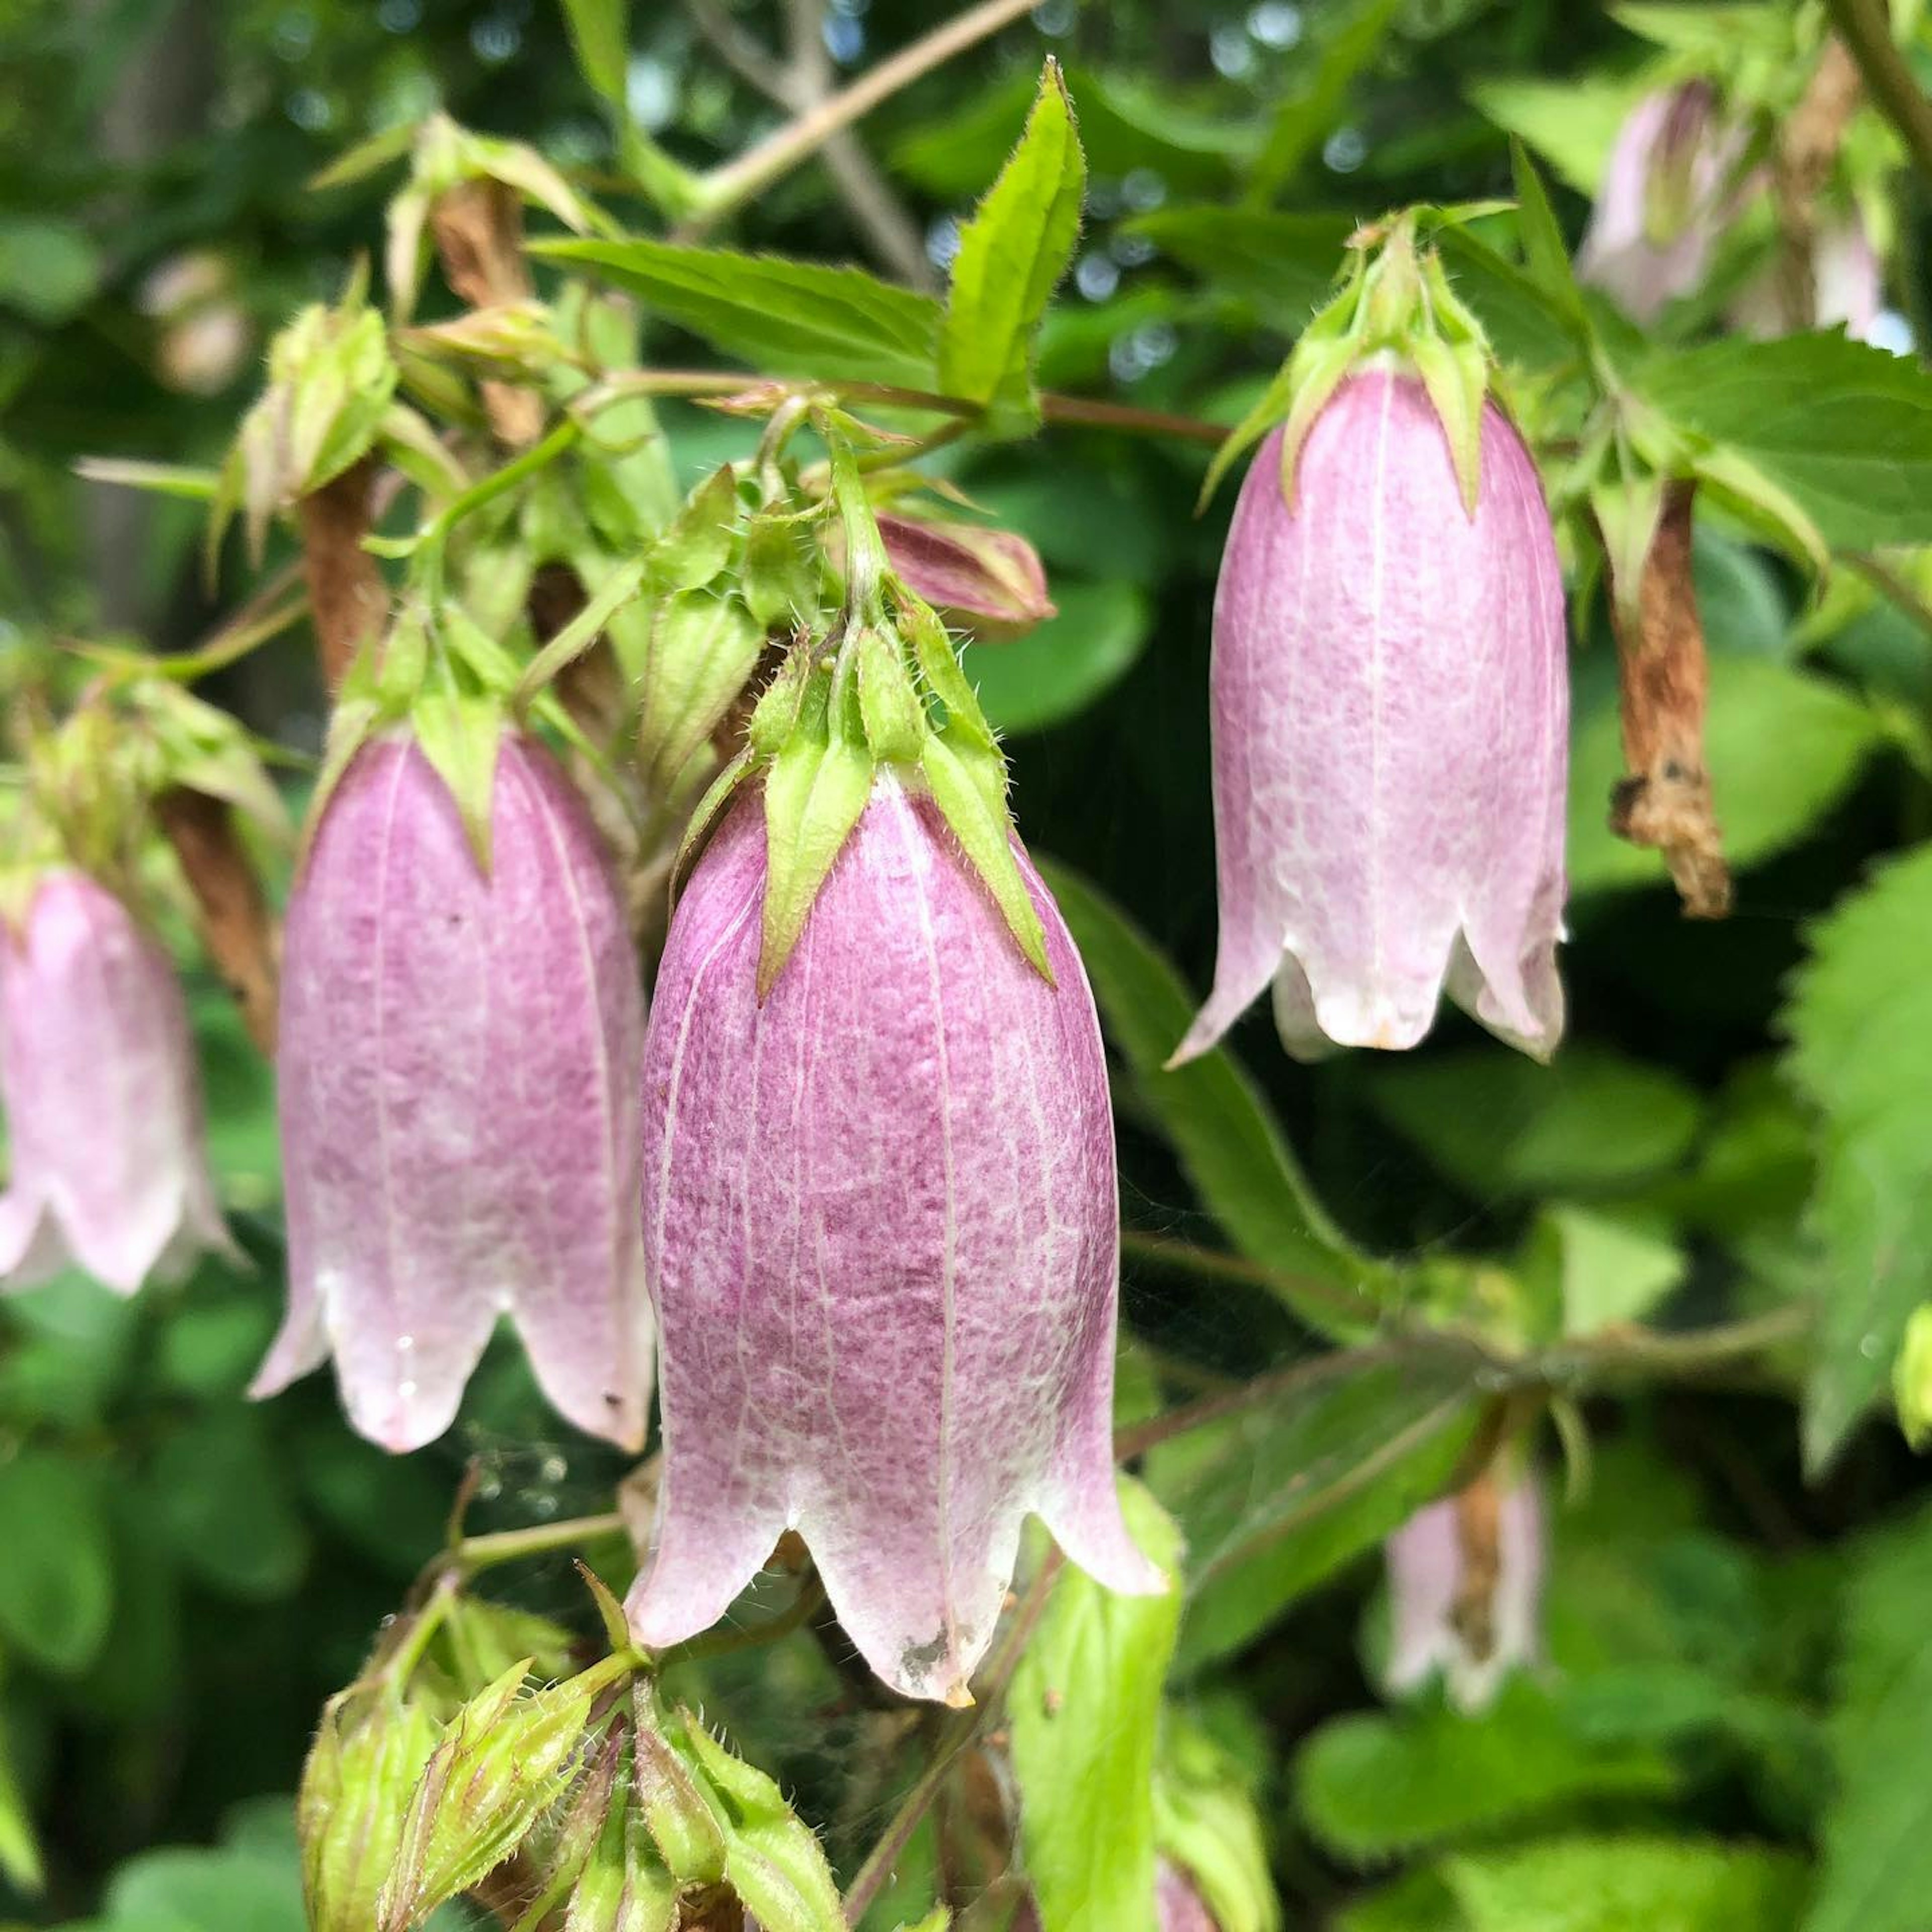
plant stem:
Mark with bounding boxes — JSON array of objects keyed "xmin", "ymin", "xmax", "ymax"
[
  {"xmin": 1118, "ymin": 1228, "xmax": 1388, "ymax": 1332},
  {"xmin": 661, "ymin": 1576, "xmax": 829, "ymax": 1665},
  {"xmin": 840, "ymin": 1554, "xmax": 1063, "ymax": 1925},
  {"xmin": 1039, "ymin": 392, "xmax": 1228, "ymax": 445},
  {"xmin": 450, "ymin": 1510, "xmax": 630, "ymax": 1576},
  {"xmin": 1825, "ymin": 0, "xmax": 1932, "ymax": 186},
  {"xmin": 686, "ymin": 0, "xmax": 1040, "ymax": 234}
]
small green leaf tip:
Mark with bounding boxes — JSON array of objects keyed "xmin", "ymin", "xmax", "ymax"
[{"xmin": 1201, "ymin": 205, "xmax": 1501, "ymax": 518}]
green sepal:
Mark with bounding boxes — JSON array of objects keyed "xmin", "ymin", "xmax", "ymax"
[
  {"xmin": 747, "ymin": 647, "xmax": 816, "ymax": 760},
  {"xmin": 856, "ymin": 623, "xmax": 926, "ymax": 764},
  {"xmin": 631, "ymin": 1696, "xmax": 728, "ymax": 1886},
  {"xmin": 741, "ymin": 509, "xmax": 821, "ymax": 632},
  {"xmin": 1409, "ymin": 329, "xmax": 1490, "ymax": 519},
  {"xmin": 758, "ymin": 692, "xmax": 875, "ymax": 997},
  {"xmin": 298, "ymin": 1689, "xmax": 445, "ymax": 1932},
  {"xmin": 565, "ymin": 1763, "xmax": 678, "ymax": 1932},
  {"xmin": 1152, "ymin": 1713, "xmax": 1280, "ymax": 1932},
  {"xmin": 677, "ymin": 1713, "xmax": 845, "ymax": 1932},
  {"xmin": 900, "ymin": 596, "xmax": 995, "ymax": 752},
  {"xmin": 1589, "ymin": 471, "xmax": 1667, "ymax": 638},
  {"xmin": 513, "ymin": 552, "xmax": 650, "ymax": 715},
  {"xmin": 671, "ymin": 745, "xmax": 758, "ymax": 902},
  {"xmin": 121, "ymin": 680, "xmax": 291, "ymax": 843},
  {"xmin": 648, "ymin": 463, "xmax": 742, "ymax": 594},
  {"xmin": 507, "ymin": 1729, "xmax": 625, "ymax": 1932},
  {"xmin": 921, "ymin": 730, "xmax": 1051, "ymax": 983},
  {"xmin": 379, "ymin": 1654, "xmax": 630, "ymax": 1932},
  {"xmin": 412, "ymin": 683, "xmax": 505, "ymax": 872},
  {"xmin": 637, "ymin": 589, "xmax": 767, "ymax": 802}
]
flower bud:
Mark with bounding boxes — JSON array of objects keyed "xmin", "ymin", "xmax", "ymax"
[
  {"xmin": 1, "ymin": 870, "xmax": 235, "ymax": 1294},
  {"xmin": 630, "ymin": 779, "xmax": 1163, "ymax": 1703},
  {"xmin": 1577, "ymin": 85, "xmax": 1743, "ymax": 324},
  {"xmin": 1175, "ymin": 367, "xmax": 1567, "ymax": 1064},
  {"xmin": 253, "ymin": 729, "xmax": 651, "ymax": 1452},
  {"xmin": 873, "ymin": 512, "xmax": 1055, "ymax": 640},
  {"xmin": 1385, "ymin": 1468, "xmax": 1544, "ymax": 1712}
]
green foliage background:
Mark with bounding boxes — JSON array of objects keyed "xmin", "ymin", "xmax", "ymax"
[{"xmin": 6, "ymin": 1, "xmax": 1932, "ymax": 1928}]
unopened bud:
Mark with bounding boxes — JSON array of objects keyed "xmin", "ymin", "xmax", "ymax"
[{"xmin": 873, "ymin": 512, "xmax": 1055, "ymax": 640}]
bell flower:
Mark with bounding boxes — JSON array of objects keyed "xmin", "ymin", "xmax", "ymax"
[
  {"xmin": 1385, "ymin": 1469, "xmax": 1545, "ymax": 1712},
  {"xmin": 1, "ymin": 869, "xmax": 234, "ymax": 1293},
  {"xmin": 1174, "ymin": 365, "xmax": 1568, "ymax": 1065},
  {"xmin": 628, "ymin": 777, "xmax": 1161, "ymax": 1704},
  {"xmin": 253, "ymin": 729, "xmax": 650, "ymax": 1454},
  {"xmin": 1576, "ymin": 83, "xmax": 1743, "ymax": 324}
]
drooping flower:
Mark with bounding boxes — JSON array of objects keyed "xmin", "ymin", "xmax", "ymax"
[
  {"xmin": 1385, "ymin": 1469, "xmax": 1545, "ymax": 1712},
  {"xmin": 629, "ymin": 778, "xmax": 1162, "ymax": 1704},
  {"xmin": 1577, "ymin": 83, "xmax": 1743, "ymax": 324},
  {"xmin": 1731, "ymin": 214, "xmax": 1884, "ymax": 343},
  {"xmin": 874, "ymin": 510, "xmax": 1056, "ymax": 639},
  {"xmin": 253, "ymin": 729, "xmax": 650, "ymax": 1454},
  {"xmin": 1174, "ymin": 366, "xmax": 1568, "ymax": 1064},
  {"xmin": 0, "ymin": 869, "xmax": 235, "ymax": 1294}
]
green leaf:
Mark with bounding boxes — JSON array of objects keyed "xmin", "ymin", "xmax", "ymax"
[
  {"xmin": 533, "ymin": 238, "xmax": 943, "ymax": 390},
  {"xmin": 1149, "ymin": 1346, "xmax": 1480, "ymax": 1672},
  {"xmin": 965, "ymin": 580, "xmax": 1150, "ymax": 736},
  {"xmin": 0, "ymin": 1700, "xmax": 41, "ymax": 1894},
  {"xmin": 1804, "ymin": 1504, "xmax": 1932, "ymax": 1932},
  {"xmin": 1635, "ymin": 333, "xmax": 1932, "ymax": 552},
  {"xmin": 1467, "ymin": 73, "xmax": 1644, "ymax": 196},
  {"xmin": 1009, "ymin": 1481, "xmax": 1183, "ymax": 1932},
  {"xmin": 1245, "ymin": 0, "xmax": 1405, "ymax": 203},
  {"xmin": 102, "ymin": 1842, "xmax": 306, "ymax": 1932},
  {"xmin": 1037, "ymin": 861, "xmax": 1382, "ymax": 1324},
  {"xmin": 1153, "ymin": 1714, "xmax": 1279, "ymax": 1932},
  {"xmin": 559, "ymin": 0, "xmax": 629, "ymax": 105},
  {"xmin": 1522, "ymin": 1204, "xmax": 1687, "ymax": 1339},
  {"xmin": 1295, "ymin": 1678, "xmax": 1679, "ymax": 1864},
  {"xmin": 0, "ymin": 216, "xmax": 102, "ymax": 323},
  {"xmin": 1784, "ymin": 844, "xmax": 1932, "ymax": 1471},
  {"xmin": 1363, "ymin": 1044, "xmax": 1703, "ymax": 1200},
  {"xmin": 938, "ymin": 59, "xmax": 1085, "ymax": 426},
  {"xmin": 1124, "ymin": 206, "xmax": 1354, "ymax": 327},
  {"xmin": 1568, "ymin": 655, "xmax": 1880, "ymax": 898},
  {"xmin": 147, "ymin": 1405, "xmax": 310, "ymax": 1602},
  {"xmin": 1507, "ymin": 138, "xmax": 1587, "ymax": 332},
  {"xmin": 1444, "ymin": 1834, "xmax": 1806, "ymax": 1932},
  {"xmin": 0, "ymin": 1450, "xmax": 114, "ymax": 1673}
]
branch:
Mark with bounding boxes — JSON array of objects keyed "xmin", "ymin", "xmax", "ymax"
[
  {"xmin": 687, "ymin": 0, "xmax": 936, "ymax": 288},
  {"xmin": 1826, "ymin": 0, "xmax": 1932, "ymax": 187},
  {"xmin": 685, "ymin": 0, "xmax": 1039, "ymax": 234}
]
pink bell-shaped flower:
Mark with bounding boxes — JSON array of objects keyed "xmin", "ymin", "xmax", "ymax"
[
  {"xmin": 1385, "ymin": 1469, "xmax": 1545, "ymax": 1712},
  {"xmin": 254, "ymin": 730, "xmax": 651, "ymax": 1454},
  {"xmin": 1577, "ymin": 83, "xmax": 1743, "ymax": 324},
  {"xmin": 1, "ymin": 869, "xmax": 235, "ymax": 1293},
  {"xmin": 1174, "ymin": 366, "xmax": 1568, "ymax": 1065},
  {"xmin": 629, "ymin": 776, "xmax": 1162, "ymax": 1703},
  {"xmin": 1731, "ymin": 214, "xmax": 1884, "ymax": 343}
]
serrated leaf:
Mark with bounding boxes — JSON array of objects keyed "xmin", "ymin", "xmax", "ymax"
[
  {"xmin": 759, "ymin": 729, "xmax": 875, "ymax": 995},
  {"xmin": 938, "ymin": 59, "xmax": 1085, "ymax": 426},
  {"xmin": 1508, "ymin": 137, "xmax": 1587, "ymax": 332},
  {"xmin": 1010, "ymin": 1481, "xmax": 1182, "ymax": 1932},
  {"xmin": 1784, "ymin": 845, "xmax": 1932, "ymax": 1471},
  {"xmin": 1148, "ymin": 1346, "xmax": 1480, "ymax": 1672},
  {"xmin": 1295, "ymin": 1678, "xmax": 1679, "ymax": 1864},
  {"xmin": 534, "ymin": 238, "xmax": 943, "ymax": 389},
  {"xmin": 1636, "ymin": 333, "xmax": 1932, "ymax": 552},
  {"xmin": 1037, "ymin": 860, "xmax": 1385, "ymax": 1320},
  {"xmin": 918, "ymin": 731, "xmax": 1049, "ymax": 979}
]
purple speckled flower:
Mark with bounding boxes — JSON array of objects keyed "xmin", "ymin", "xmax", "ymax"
[
  {"xmin": 1386, "ymin": 1470, "xmax": 1545, "ymax": 1712},
  {"xmin": 629, "ymin": 776, "xmax": 1162, "ymax": 1703},
  {"xmin": 1577, "ymin": 84, "xmax": 1744, "ymax": 324},
  {"xmin": 1174, "ymin": 367, "xmax": 1567, "ymax": 1065},
  {"xmin": 0, "ymin": 869, "xmax": 234, "ymax": 1294},
  {"xmin": 253, "ymin": 730, "xmax": 650, "ymax": 1454}
]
